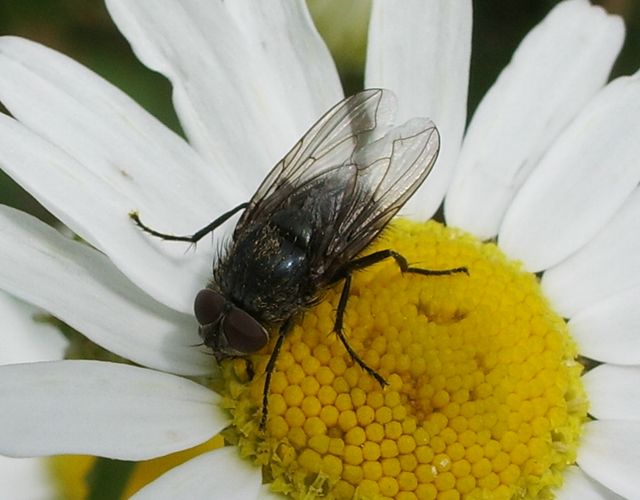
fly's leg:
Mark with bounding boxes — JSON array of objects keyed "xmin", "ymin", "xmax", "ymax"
[
  {"xmin": 334, "ymin": 275, "xmax": 388, "ymax": 387},
  {"xmin": 245, "ymin": 358, "xmax": 255, "ymax": 381},
  {"xmin": 129, "ymin": 202, "xmax": 249, "ymax": 243},
  {"xmin": 345, "ymin": 249, "xmax": 469, "ymax": 277},
  {"xmin": 260, "ymin": 317, "xmax": 294, "ymax": 430},
  {"xmin": 333, "ymin": 249, "xmax": 468, "ymax": 386}
]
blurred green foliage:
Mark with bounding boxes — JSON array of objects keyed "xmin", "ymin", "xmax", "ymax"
[{"xmin": 0, "ymin": 0, "xmax": 638, "ymax": 223}]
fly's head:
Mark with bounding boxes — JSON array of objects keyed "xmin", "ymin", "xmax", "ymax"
[{"xmin": 194, "ymin": 288, "xmax": 269, "ymax": 362}]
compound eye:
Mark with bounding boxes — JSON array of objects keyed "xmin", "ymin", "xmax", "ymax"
[
  {"xmin": 194, "ymin": 289, "xmax": 225, "ymax": 325},
  {"xmin": 224, "ymin": 307, "xmax": 269, "ymax": 354}
]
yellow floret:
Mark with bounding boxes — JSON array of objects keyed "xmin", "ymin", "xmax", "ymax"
[{"xmin": 218, "ymin": 220, "xmax": 587, "ymax": 499}]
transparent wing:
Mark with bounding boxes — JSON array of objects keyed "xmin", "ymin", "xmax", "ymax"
[
  {"xmin": 318, "ymin": 118, "xmax": 440, "ymax": 280},
  {"xmin": 235, "ymin": 89, "xmax": 396, "ymax": 233},
  {"xmin": 233, "ymin": 88, "xmax": 440, "ymax": 284}
]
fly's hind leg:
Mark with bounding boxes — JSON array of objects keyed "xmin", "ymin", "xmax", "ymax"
[
  {"xmin": 129, "ymin": 202, "xmax": 249, "ymax": 243},
  {"xmin": 333, "ymin": 249, "xmax": 468, "ymax": 386}
]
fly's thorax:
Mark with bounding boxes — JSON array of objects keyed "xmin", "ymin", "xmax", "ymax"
[{"xmin": 213, "ymin": 220, "xmax": 314, "ymax": 324}]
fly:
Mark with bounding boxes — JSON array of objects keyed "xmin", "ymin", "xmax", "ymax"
[{"xmin": 130, "ymin": 89, "xmax": 468, "ymax": 429}]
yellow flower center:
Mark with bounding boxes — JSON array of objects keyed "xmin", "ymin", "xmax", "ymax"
[{"xmin": 224, "ymin": 219, "xmax": 587, "ymax": 499}]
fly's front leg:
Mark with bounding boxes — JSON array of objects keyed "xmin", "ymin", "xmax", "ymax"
[
  {"xmin": 129, "ymin": 202, "xmax": 249, "ymax": 243},
  {"xmin": 260, "ymin": 317, "xmax": 294, "ymax": 430}
]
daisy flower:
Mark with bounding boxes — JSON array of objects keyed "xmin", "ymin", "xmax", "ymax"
[{"xmin": 0, "ymin": 0, "xmax": 638, "ymax": 498}]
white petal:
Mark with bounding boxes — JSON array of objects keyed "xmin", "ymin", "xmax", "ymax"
[
  {"xmin": 0, "ymin": 456, "xmax": 56, "ymax": 500},
  {"xmin": 0, "ymin": 205, "xmax": 212, "ymax": 376},
  {"xmin": 132, "ymin": 447, "xmax": 261, "ymax": 500},
  {"xmin": 556, "ymin": 466, "xmax": 625, "ymax": 500},
  {"xmin": 542, "ymin": 188, "xmax": 640, "ymax": 317},
  {"xmin": 0, "ymin": 361, "xmax": 224, "ymax": 460},
  {"xmin": 0, "ymin": 36, "xmax": 243, "ymax": 312},
  {"xmin": 568, "ymin": 287, "xmax": 640, "ymax": 365},
  {"xmin": 499, "ymin": 70, "xmax": 640, "ymax": 272},
  {"xmin": 366, "ymin": 0, "xmax": 472, "ymax": 219},
  {"xmin": 583, "ymin": 365, "xmax": 640, "ymax": 421},
  {"xmin": 578, "ymin": 420, "xmax": 640, "ymax": 499},
  {"xmin": 0, "ymin": 290, "xmax": 67, "ymax": 365},
  {"xmin": 106, "ymin": 0, "xmax": 342, "ymax": 190},
  {"xmin": 446, "ymin": 0, "xmax": 623, "ymax": 239}
]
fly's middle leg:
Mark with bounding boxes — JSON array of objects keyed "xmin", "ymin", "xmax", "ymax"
[
  {"xmin": 334, "ymin": 275, "xmax": 388, "ymax": 387},
  {"xmin": 346, "ymin": 249, "xmax": 469, "ymax": 278},
  {"xmin": 332, "ymin": 249, "xmax": 468, "ymax": 386}
]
